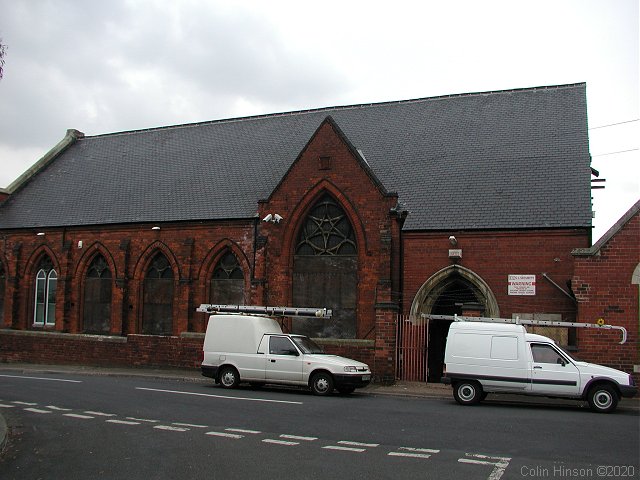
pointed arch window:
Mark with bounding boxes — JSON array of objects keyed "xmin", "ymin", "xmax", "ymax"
[
  {"xmin": 83, "ymin": 254, "xmax": 112, "ymax": 334},
  {"xmin": 34, "ymin": 257, "xmax": 57, "ymax": 327},
  {"xmin": 210, "ymin": 251, "xmax": 245, "ymax": 305},
  {"xmin": 143, "ymin": 252, "xmax": 174, "ymax": 335},
  {"xmin": 293, "ymin": 193, "xmax": 358, "ymax": 338}
]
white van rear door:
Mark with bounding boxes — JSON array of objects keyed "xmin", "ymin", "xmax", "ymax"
[{"xmin": 529, "ymin": 343, "xmax": 580, "ymax": 396}]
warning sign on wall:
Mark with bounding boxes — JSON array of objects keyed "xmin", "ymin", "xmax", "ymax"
[{"xmin": 508, "ymin": 274, "xmax": 536, "ymax": 295}]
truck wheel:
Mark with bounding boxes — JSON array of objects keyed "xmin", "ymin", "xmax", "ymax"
[
  {"xmin": 311, "ymin": 372, "xmax": 334, "ymax": 396},
  {"xmin": 219, "ymin": 366, "xmax": 240, "ymax": 389},
  {"xmin": 453, "ymin": 381, "xmax": 483, "ymax": 405},
  {"xmin": 587, "ymin": 384, "xmax": 618, "ymax": 413}
]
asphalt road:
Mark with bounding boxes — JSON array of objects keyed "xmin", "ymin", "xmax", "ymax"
[{"xmin": 0, "ymin": 371, "xmax": 638, "ymax": 480}]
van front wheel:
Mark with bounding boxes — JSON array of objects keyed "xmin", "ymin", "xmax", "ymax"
[
  {"xmin": 310, "ymin": 372, "xmax": 334, "ymax": 396},
  {"xmin": 453, "ymin": 381, "xmax": 483, "ymax": 405},
  {"xmin": 587, "ymin": 384, "xmax": 618, "ymax": 413}
]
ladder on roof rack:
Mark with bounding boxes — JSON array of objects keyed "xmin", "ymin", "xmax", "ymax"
[
  {"xmin": 421, "ymin": 314, "xmax": 628, "ymax": 344},
  {"xmin": 196, "ymin": 304, "xmax": 332, "ymax": 318}
]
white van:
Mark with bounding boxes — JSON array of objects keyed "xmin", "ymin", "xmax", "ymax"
[
  {"xmin": 201, "ymin": 312, "xmax": 371, "ymax": 395},
  {"xmin": 442, "ymin": 321, "xmax": 637, "ymax": 413}
]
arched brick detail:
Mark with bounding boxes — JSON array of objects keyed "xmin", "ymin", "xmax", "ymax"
[
  {"xmin": 281, "ymin": 180, "xmax": 369, "ymax": 264},
  {"xmin": 409, "ymin": 265, "xmax": 500, "ymax": 319},
  {"xmin": 197, "ymin": 239, "xmax": 251, "ymax": 307}
]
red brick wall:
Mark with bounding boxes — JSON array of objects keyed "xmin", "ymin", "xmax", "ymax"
[
  {"xmin": 1, "ymin": 222, "xmax": 257, "ymax": 336},
  {"xmin": 0, "ymin": 330, "xmax": 203, "ymax": 369},
  {"xmin": 0, "ymin": 329, "xmax": 376, "ymax": 376},
  {"xmin": 403, "ymin": 229, "xmax": 588, "ymax": 319},
  {"xmin": 573, "ymin": 211, "xmax": 639, "ymax": 382}
]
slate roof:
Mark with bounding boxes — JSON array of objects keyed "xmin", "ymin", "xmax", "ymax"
[{"xmin": 0, "ymin": 83, "xmax": 592, "ymax": 231}]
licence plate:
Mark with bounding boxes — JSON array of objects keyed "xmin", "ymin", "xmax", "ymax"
[{"xmin": 362, "ymin": 375, "xmax": 371, "ymax": 381}]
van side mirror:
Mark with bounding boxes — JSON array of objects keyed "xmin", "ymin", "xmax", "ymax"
[{"xmin": 556, "ymin": 358, "xmax": 566, "ymax": 366}]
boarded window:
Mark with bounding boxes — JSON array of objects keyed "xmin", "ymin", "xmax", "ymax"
[
  {"xmin": 210, "ymin": 252, "xmax": 244, "ymax": 305},
  {"xmin": 83, "ymin": 255, "xmax": 112, "ymax": 334},
  {"xmin": 143, "ymin": 253, "xmax": 174, "ymax": 335},
  {"xmin": 293, "ymin": 194, "xmax": 357, "ymax": 338}
]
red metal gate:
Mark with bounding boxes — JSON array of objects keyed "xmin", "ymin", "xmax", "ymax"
[{"xmin": 395, "ymin": 315, "xmax": 428, "ymax": 382}]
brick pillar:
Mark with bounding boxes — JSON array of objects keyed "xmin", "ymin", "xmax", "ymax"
[{"xmin": 374, "ymin": 306, "xmax": 397, "ymax": 384}]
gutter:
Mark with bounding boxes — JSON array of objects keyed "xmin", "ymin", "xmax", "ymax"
[{"xmin": 4, "ymin": 129, "xmax": 84, "ymax": 194}]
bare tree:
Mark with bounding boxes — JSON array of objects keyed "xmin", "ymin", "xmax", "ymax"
[{"xmin": 0, "ymin": 39, "xmax": 7, "ymax": 80}]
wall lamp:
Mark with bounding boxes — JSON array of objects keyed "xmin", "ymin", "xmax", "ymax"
[
  {"xmin": 36, "ymin": 232, "xmax": 45, "ymax": 236},
  {"xmin": 151, "ymin": 226, "xmax": 161, "ymax": 231}
]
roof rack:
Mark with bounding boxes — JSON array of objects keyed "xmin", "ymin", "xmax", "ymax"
[
  {"xmin": 422, "ymin": 314, "xmax": 627, "ymax": 344},
  {"xmin": 196, "ymin": 304, "xmax": 332, "ymax": 318}
]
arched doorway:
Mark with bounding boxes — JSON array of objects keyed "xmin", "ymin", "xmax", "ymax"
[
  {"xmin": 427, "ymin": 278, "xmax": 479, "ymax": 382},
  {"xmin": 409, "ymin": 265, "xmax": 499, "ymax": 383}
]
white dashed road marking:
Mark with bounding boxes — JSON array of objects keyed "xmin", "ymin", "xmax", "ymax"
[
  {"xmin": 338, "ymin": 440, "xmax": 379, "ymax": 448},
  {"xmin": 388, "ymin": 447, "xmax": 440, "ymax": 459},
  {"xmin": 225, "ymin": 428, "xmax": 261, "ymax": 434},
  {"xmin": 126, "ymin": 417, "xmax": 159, "ymax": 423},
  {"xmin": 173, "ymin": 422, "xmax": 208, "ymax": 428},
  {"xmin": 84, "ymin": 411, "xmax": 116, "ymax": 417},
  {"xmin": 262, "ymin": 439, "xmax": 299, "ymax": 446},
  {"xmin": 46, "ymin": 405, "xmax": 72, "ymax": 411},
  {"xmin": 64, "ymin": 413, "xmax": 94, "ymax": 419},
  {"xmin": 24, "ymin": 408, "xmax": 51, "ymax": 414},
  {"xmin": 206, "ymin": 431, "xmax": 244, "ymax": 439},
  {"xmin": 154, "ymin": 425, "xmax": 189, "ymax": 432},
  {"xmin": 280, "ymin": 434, "xmax": 317, "ymax": 441},
  {"xmin": 106, "ymin": 419, "xmax": 141, "ymax": 425},
  {"xmin": 322, "ymin": 445, "xmax": 367, "ymax": 453}
]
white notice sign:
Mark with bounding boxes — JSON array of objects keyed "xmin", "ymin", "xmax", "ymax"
[{"xmin": 508, "ymin": 275, "xmax": 536, "ymax": 296}]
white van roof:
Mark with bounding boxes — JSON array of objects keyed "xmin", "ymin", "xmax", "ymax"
[{"xmin": 449, "ymin": 322, "xmax": 525, "ymax": 334}]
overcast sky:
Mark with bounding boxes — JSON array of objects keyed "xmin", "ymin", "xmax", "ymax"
[{"xmin": 0, "ymin": 0, "xmax": 638, "ymax": 241}]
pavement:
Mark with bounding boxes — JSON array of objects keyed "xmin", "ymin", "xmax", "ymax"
[{"xmin": 1, "ymin": 362, "xmax": 638, "ymax": 455}]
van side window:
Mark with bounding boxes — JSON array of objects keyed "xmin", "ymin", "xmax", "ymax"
[
  {"xmin": 270, "ymin": 336, "xmax": 298, "ymax": 355},
  {"xmin": 531, "ymin": 344, "xmax": 566, "ymax": 364}
]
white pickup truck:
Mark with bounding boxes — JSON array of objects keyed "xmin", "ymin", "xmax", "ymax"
[{"xmin": 200, "ymin": 310, "xmax": 371, "ymax": 395}]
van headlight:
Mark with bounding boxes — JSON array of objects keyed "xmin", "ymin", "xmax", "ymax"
[{"xmin": 344, "ymin": 366, "xmax": 358, "ymax": 373}]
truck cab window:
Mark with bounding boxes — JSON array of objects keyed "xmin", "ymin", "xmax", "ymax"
[
  {"xmin": 270, "ymin": 336, "xmax": 298, "ymax": 355},
  {"xmin": 531, "ymin": 344, "xmax": 566, "ymax": 364}
]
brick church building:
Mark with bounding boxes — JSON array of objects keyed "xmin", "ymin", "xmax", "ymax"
[{"xmin": 1, "ymin": 83, "xmax": 637, "ymax": 383}]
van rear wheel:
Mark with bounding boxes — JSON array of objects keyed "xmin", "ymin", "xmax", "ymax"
[
  {"xmin": 453, "ymin": 381, "xmax": 483, "ymax": 405},
  {"xmin": 219, "ymin": 366, "xmax": 240, "ymax": 389}
]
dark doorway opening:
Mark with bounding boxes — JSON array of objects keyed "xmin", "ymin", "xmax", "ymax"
[{"xmin": 427, "ymin": 278, "xmax": 479, "ymax": 382}]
